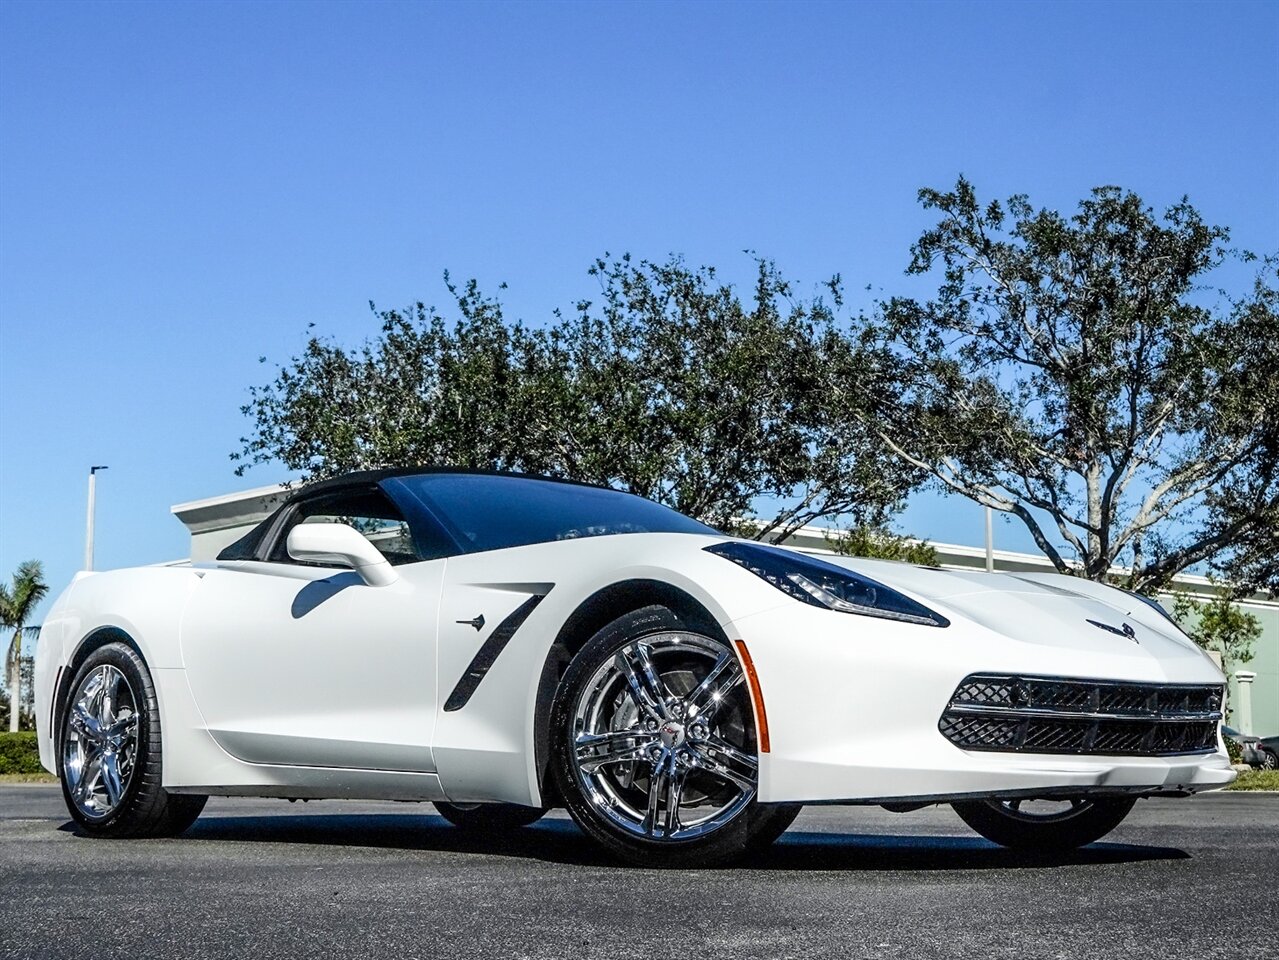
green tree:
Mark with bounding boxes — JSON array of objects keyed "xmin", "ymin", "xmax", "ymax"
[
  {"xmin": 233, "ymin": 277, "xmax": 546, "ymax": 479},
  {"xmin": 526, "ymin": 256, "xmax": 913, "ymax": 536},
  {"xmin": 1171, "ymin": 584, "xmax": 1261, "ymax": 682},
  {"xmin": 0, "ymin": 560, "xmax": 48, "ymax": 733},
  {"xmin": 236, "ymin": 255, "xmax": 918, "ymax": 537},
  {"xmin": 1205, "ymin": 269, "xmax": 1279, "ymax": 597},
  {"xmin": 853, "ymin": 177, "xmax": 1278, "ymax": 592},
  {"xmin": 822, "ymin": 524, "xmax": 940, "ymax": 565}
]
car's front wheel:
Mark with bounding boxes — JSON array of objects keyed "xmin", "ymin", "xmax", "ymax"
[
  {"xmin": 58, "ymin": 642, "xmax": 206, "ymax": 837},
  {"xmin": 550, "ymin": 605, "xmax": 771, "ymax": 867},
  {"xmin": 951, "ymin": 796, "xmax": 1136, "ymax": 852}
]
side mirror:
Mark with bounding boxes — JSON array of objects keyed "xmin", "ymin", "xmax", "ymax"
[{"xmin": 286, "ymin": 523, "xmax": 399, "ymax": 587}]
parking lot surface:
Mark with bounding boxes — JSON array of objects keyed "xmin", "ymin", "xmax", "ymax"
[{"xmin": 1, "ymin": 785, "xmax": 1276, "ymax": 960}]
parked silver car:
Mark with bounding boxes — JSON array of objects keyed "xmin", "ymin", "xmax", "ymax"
[{"xmin": 1222, "ymin": 726, "xmax": 1273, "ymax": 768}]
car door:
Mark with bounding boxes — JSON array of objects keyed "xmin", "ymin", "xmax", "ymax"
[{"xmin": 180, "ymin": 485, "xmax": 445, "ymax": 773}]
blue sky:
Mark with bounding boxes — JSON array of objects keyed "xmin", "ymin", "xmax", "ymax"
[{"xmin": 1, "ymin": 0, "xmax": 1276, "ymax": 628}]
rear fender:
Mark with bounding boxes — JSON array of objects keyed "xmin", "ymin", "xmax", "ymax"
[{"xmin": 37, "ymin": 567, "xmax": 205, "ymax": 774}]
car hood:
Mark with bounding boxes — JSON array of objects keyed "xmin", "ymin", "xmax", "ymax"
[{"xmin": 814, "ymin": 554, "xmax": 1209, "ymax": 666}]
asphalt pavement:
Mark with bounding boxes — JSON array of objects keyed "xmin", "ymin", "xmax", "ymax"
[{"xmin": 1, "ymin": 785, "xmax": 1276, "ymax": 960}]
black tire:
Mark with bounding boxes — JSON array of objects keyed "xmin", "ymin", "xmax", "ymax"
[
  {"xmin": 1259, "ymin": 749, "xmax": 1278, "ymax": 771},
  {"xmin": 433, "ymin": 801, "xmax": 547, "ymax": 830},
  {"xmin": 549, "ymin": 605, "xmax": 768, "ymax": 867},
  {"xmin": 747, "ymin": 803, "xmax": 803, "ymax": 851},
  {"xmin": 57, "ymin": 642, "xmax": 207, "ymax": 838},
  {"xmin": 951, "ymin": 796, "xmax": 1136, "ymax": 852}
]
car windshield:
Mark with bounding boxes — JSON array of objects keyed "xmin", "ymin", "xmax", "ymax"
[{"xmin": 394, "ymin": 473, "xmax": 715, "ymax": 554}]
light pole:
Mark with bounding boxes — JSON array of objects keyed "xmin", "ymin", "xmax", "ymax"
[
  {"xmin": 85, "ymin": 465, "xmax": 108, "ymax": 571},
  {"xmin": 984, "ymin": 505, "xmax": 995, "ymax": 573}
]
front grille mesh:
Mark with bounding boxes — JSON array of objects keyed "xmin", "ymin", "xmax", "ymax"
[{"xmin": 939, "ymin": 674, "xmax": 1222, "ymax": 757}]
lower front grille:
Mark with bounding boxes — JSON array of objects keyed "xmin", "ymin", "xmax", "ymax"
[{"xmin": 939, "ymin": 674, "xmax": 1223, "ymax": 757}]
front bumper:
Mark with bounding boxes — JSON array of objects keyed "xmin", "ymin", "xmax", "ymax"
[{"xmin": 729, "ymin": 600, "xmax": 1236, "ymax": 804}]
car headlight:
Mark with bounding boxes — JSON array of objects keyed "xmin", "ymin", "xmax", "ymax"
[{"xmin": 705, "ymin": 541, "xmax": 949, "ymax": 627}]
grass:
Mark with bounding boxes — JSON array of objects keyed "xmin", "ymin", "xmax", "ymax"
[
  {"xmin": 1226, "ymin": 768, "xmax": 1279, "ymax": 791},
  {"xmin": 0, "ymin": 771, "xmax": 55, "ymax": 784}
]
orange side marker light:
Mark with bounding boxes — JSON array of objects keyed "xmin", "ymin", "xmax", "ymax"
[{"xmin": 733, "ymin": 639, "xmax": 770, "ymax": 754}]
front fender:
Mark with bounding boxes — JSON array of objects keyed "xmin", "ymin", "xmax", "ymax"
[{"xmin": 430, "ymin": 534, "xmax": 789, "ymax": 805}]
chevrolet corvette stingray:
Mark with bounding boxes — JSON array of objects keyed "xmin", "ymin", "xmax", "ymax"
[{"xmin": 34, "ymin": 469, "xmax": 1233, "ymax": 865}]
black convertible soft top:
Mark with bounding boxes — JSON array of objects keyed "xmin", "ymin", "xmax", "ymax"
[
  {"xmin": 281, "ymin": 466, "xmax": 611, "ymax": 504},
  {"xmin": 219, "ymin": 468, "xmax": 713, "ymax": 562}
]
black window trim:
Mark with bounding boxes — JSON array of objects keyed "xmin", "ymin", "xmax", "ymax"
[
  {"xmin": 256, "ymin": 502, "xmax": 298, "ymax": 562},
  {"xmin": 251, "ymin": 482, "xmax": 452, "ymax": 568}
]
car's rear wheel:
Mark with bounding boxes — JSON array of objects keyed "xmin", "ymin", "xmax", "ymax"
[
  {"xmin": 433, "ymin": 801, "xmax": 547, "ymax": 830},
  {"xmin": 58, "ymin": 642, "xmax": 206, "ymax": 837},
  {"xmin": 748, "ymin": 802, "xmax": 803, "ymax": 851},
  {"xmin": 550, "ymin": 605, "xmax": 769, "ymax": 867},
  {"xmin": 951, "ymin": 796, "xmax": 1136, "ymax": 852},
  {"xmin": 1259, "ymin": 749, "xmax": 1278, "ymax": 771}
]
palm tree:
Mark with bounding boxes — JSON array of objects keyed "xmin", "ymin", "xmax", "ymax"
[{"xmin": 0, "ymin": 561, "xmax": 48, "ymax": 733}]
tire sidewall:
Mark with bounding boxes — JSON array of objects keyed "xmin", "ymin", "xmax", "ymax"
[
  {"xmin": 952, "ymin": 796, "xmax": 1137, "ymax": 852},
  {"xmin": 549, "ymin": 605, "xmax": 761, "ymax": 867},
  {"xmin": 58, "ymin": 642, "xmax": 159, "ymax": 834},
  {"xmin": 433, "ymin": 801, "xmax": 548, "ymax": 830}
]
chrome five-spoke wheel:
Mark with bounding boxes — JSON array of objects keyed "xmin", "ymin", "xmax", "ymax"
[
  {"xmin": 63, "ymin": 664, "xmax": 139, "ymax": 819},
  {"xmin": 570, "ymin": 629, "xmax": 757, "ymax": 843},
  {"xmin": 58, "ymin": 642, "xmax": 207, "ymax": 837},
  {"xmin": 551, "ymin": 605, "xmax": 785, "ymax": 866}
]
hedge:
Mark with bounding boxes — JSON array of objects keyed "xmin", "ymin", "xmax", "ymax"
[{"xmin": 0, "ymin": 732, "xmax": 45, "ymax": 774}]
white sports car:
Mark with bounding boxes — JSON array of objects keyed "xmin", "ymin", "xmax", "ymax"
[{"xmin": 34, "ymin": 469, "xmax": 1234, "ymax": 865}]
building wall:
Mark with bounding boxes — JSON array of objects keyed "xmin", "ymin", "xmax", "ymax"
[
  {"xmin": 1226, "ymin": 605, "xmax": 1278, "ymax": 736},
  {"xmin": 172, "ymin": 484, "xmax": 288, "ymax": 561},
  {"xmin": 171, "ymin": 486, "xmax": 1279, "ymax": 736}
]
